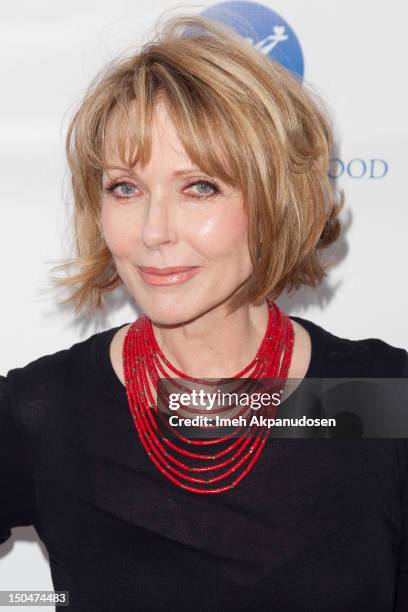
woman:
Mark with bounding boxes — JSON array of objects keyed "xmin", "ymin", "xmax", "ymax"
[{"xmin": 1, "ymin": 13, "xmax": 407, "ymax": 612}]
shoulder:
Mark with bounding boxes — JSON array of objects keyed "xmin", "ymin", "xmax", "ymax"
[
  {"xmin": 290, "ymin": 315, "xmax": 408, "ymax": 377},
  {"xmin": 6, "ymin": 330, "xmax": 98, "ymax": 386},
  {"xmin": 2, "ymin": 327, "xmax": 116, "ymax": 430}
]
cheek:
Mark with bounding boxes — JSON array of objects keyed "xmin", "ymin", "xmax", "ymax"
[
  {"xmin": 100, "ymin": 205, "xmax": 133, "ymax": 257},
  {"xmin": 193, "ymin": 206, "xmax": 249, "ymax": 259}
]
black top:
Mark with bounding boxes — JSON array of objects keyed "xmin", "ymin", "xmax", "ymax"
[{"xmin": 1, "ymin": 315, "xmax": 408, "ymax": 612}]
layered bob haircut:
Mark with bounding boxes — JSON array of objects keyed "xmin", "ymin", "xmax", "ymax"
[{"xmin": 50, "ymin": 13, "xmax": 344, "ymax": 317}]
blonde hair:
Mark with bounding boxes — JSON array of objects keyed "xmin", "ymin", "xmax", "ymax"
[{"xmin": 49, "ymin": 12, "xmax": 344, "ymax": 318}]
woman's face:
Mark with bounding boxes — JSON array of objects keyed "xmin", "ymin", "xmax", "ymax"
[{"xmin": 100, "ymin": 100, "xmax": 253, "ymax": 325}]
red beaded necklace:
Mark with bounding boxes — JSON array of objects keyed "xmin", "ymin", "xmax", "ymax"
[{"xmin": 122, "ymin": 299, "xmax": 294, "ymax": 494}]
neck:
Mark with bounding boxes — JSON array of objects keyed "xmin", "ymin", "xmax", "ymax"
[{"xmin": 151, "ymin": 299, "xmax": 270, "ymax": 379}]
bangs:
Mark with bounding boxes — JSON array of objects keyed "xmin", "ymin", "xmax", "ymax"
[{"xmin": 98, "ymin": 61, "xmax": 243, "ymax": 190}]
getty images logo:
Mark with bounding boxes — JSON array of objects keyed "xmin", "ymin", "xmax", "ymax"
[
  {"xmin": 200, "ymin": 2, "xmax": 388, "ymax": 180},
  {"xmin": 200, "ymin": 1, "xmax": 304, "ymax": 80}
]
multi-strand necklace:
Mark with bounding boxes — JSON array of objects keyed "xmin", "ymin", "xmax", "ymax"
[{"xmin": 123, "ymin": 299, "xmax": 294, "ymax": 494}]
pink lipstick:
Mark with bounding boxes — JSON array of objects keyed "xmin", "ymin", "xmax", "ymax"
[{"xmin": 137, "ymin": 266, "xmax": 201, "ymax": 286}]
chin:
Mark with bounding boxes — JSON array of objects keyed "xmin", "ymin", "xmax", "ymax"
[{"xmin": 136, "ymin": 295, "xmax": 204, "ymax": 328}]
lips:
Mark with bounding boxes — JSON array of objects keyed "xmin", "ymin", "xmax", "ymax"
[
  {"xmin": 136, "ymin": 265, "xmax": 201, "ymax": 286},
  {"xmin": 138, "ymin": 266, "xmax": 198, "ymax": 275}
]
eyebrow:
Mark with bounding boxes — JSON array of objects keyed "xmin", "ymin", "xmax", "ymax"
[{"xmin": 104, "ymin": 165, "xmax": 206, "ymax": 177}]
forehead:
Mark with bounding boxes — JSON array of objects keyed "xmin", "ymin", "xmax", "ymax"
[
  {"xmin": 102, "ymin": 99, "xmax": 189, "ymax": 168},
  {"xmin": 101, "ymin": 97, "xmax": 237, "ymax": 189}
]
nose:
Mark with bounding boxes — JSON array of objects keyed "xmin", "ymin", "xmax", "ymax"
[{"xmin": 140, "ymin": 195, "xmax": 175, "ymax": 250}]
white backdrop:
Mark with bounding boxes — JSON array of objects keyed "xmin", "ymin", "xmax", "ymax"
[{"xmin": 1, "ymin": 0, "xmax": 407, "ymax": 603}]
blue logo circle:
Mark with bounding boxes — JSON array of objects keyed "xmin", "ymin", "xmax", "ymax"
[{"xmin": 200, "ymin": 1, "xmax": 304, "ymax": 80}]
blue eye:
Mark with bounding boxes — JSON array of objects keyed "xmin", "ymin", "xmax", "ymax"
[
  {"xmin": 188, "ymin": 180, "xmax": 219, "ymax": 199},
  {"xmin": 117, "ymin": 184, "xmax": 136, "ymax": 196},
  {"xmin": 189, "ymin": 181, "xmax": 218, "ymax": 198},
  {"xmin": 104, "ymin": 182, "xmax": 137, "ymax": 199}
]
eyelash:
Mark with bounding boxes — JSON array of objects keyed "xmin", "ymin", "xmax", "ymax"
[{"xmin": 104, "ymin": 179, "xmax": 220, "ymax": 201}]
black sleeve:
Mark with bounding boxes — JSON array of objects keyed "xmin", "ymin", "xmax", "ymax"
[
  {"xmin": 395, "ymin": 438, "xmax": 408, "ymax": 610},
  {"xmin": 0, "ymin": 373, "xmax": 36, "ymax": 545},
  {"xmin": 394, "ymin": 353, "xmax": 408, "ymax": 609}
]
